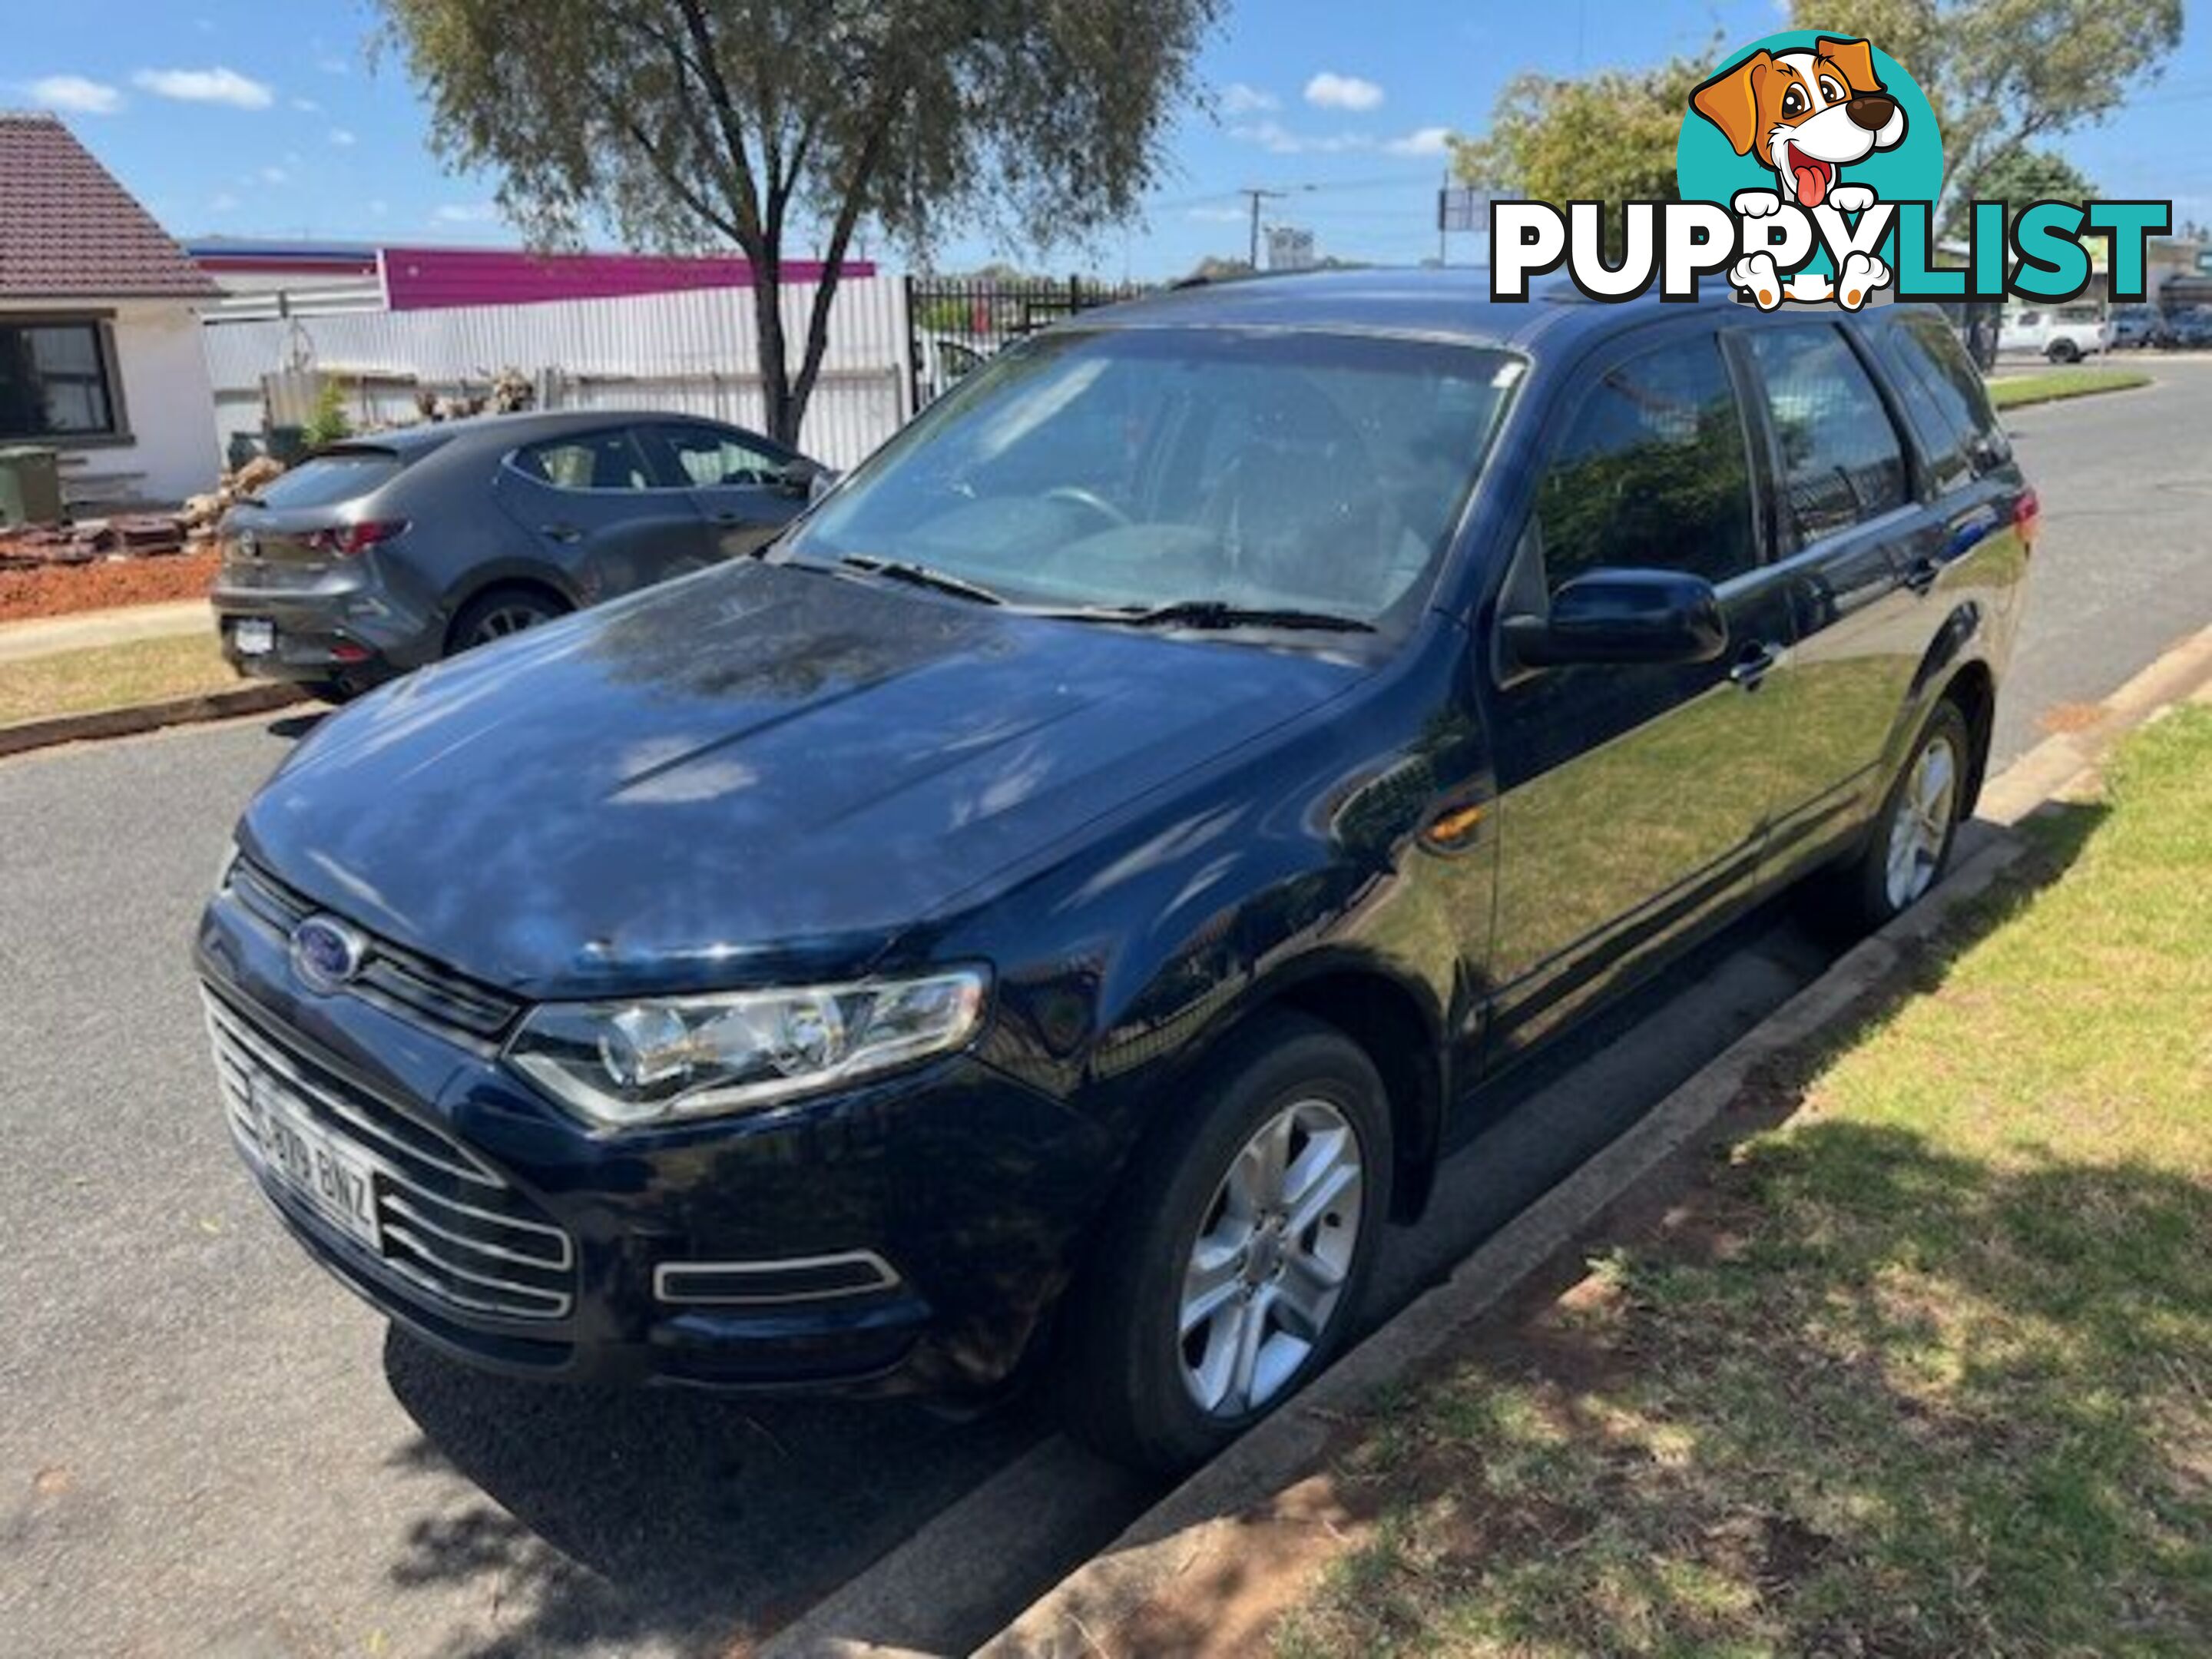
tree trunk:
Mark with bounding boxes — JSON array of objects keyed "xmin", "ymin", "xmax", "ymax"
[{"xmin": 750, "ymin": 249, "xmax": 797, "ymax": 449}]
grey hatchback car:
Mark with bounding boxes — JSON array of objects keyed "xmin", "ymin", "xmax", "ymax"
[{"xmin": 213, "ymin": 409, "xmax": 823, "ymax": 698}]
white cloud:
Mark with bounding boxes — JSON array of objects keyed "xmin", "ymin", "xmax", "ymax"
[
  {"xmin": 328, "ymin": 127, "xmax": 356, "ymax": 147},
  {"xmin": 369, "ymin": 198, "xmax": 389, "ymax": 217},
  {"xmin": 1386, "ymin": 125, "xmax": 1453, "ymax": 157},
  {"xmin": 433, "ymin": 202, "xmax": 498, "ymax": 224},
  {"xmin": 27, "ymin": 75, "xmax": 124, "ymax": 114},
  {"xmin": 1230, "ymin": 119, "xmax": 1376, "ymax": 156},
  {"xmin": 132, "ymin": 67, "xmax": 274, "ymax": 109},
  {"xmin": 258, "ymin": 165, "xmax": 290, "ymax": 185},
  {"xmin": 1220, "ymin": 81, "xmax": 1279, "ymax": 115},
  {"xmin": 210, "ymin": 190, "xmax": 240, "ymax": 212},
  {"xmin": 1187, "ymin": 204, "xmax": 1250, "ymax": 224},
  {"xmin": 1304, "ymin": 71, "xmax": 1383, "ymax": 112},
  {"xmin": 291, "ymin": 96, "xmax": 321, "ymax": 113}
]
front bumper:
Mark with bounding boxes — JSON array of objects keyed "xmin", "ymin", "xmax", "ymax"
[{"xmin": 194, "ymin": 875, "xmax": 1114, "ymax": 1396}]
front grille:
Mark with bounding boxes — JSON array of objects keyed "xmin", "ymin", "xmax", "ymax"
[
  {"xmin": 228, "ymin": 857, "xmax": 520, "ymax": 1044},
  {"xmin": 204, "ymin": 988, "xmax": 575, "ymax": 1323}
]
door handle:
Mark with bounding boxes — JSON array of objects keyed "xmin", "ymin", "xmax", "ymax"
[
  {"xmin": 540, "ymin": 524, "xmax": 583, "ymax": 545},
  {"xmin": 1728, "ymin": 643, "xmax": 1782, "ymax": 689},
  {"xmin": 710, "ymin": 511, "xmax": 749, "ymax": 525},
  {"xmin": 1902, "ymin": 557, "xmax": 1942, "ymax": 595}
]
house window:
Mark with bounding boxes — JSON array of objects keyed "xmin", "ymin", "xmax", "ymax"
[{"xmin": 0, "ymin": 320, "xmax": 121, "ymax": 441}]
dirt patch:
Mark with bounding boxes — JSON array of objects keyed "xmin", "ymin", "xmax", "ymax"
[
  {"xmin": 0, "ymin": 549, "xmax": 218, "ymax": 623},
  {"xmin": 2039, "ymin": 700, "xmax": 2105, "ymax": 735}
]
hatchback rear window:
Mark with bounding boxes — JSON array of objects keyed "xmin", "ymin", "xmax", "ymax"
[{"xmin": 251, "ymin": 449, "xmax": 404, "ymax": 510}]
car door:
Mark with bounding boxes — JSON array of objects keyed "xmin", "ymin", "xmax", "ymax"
[
  {"xmin": 492, "ymin": 426, "xmax": 709, "ymax": 596},
  {"xmin": 1481, "ymin": 326, "xmax": 1796, "ymax": 1063},
  {"xmin": 1730, "ymin": 320, "xmax": 1935, "ymax": 872},
  {"xmin": 646, "ymin": 422, "xmax": 809, "ymax": 560}
]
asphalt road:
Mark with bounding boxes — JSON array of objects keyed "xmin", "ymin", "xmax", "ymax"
[{"xmin": 3, "ymin": 364, "xmax": 2207, "ymax": 1659}]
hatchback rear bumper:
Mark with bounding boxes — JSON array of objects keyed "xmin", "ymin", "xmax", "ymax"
[{"xmin": 211, "ymin": 578, "xmax": 432, "ymax": 684}]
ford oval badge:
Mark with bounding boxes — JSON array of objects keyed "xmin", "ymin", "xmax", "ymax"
[{"xmin": 290, "ymin": 913, "xmax": 369, "ymax": 995}]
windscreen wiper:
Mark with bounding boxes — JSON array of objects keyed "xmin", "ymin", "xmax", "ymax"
[
  {"xmin": 836, "ymin": 554, "xmax": 1004, "ymax": 606},
  {"xmin": 1065, "ymin": 599, "xmax": 1376, "ymax": 634}
]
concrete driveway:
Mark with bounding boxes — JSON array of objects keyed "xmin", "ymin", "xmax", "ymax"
[{"xmin": 3, "ymin": 366, "xmax": 2208, "ymax": 1657}]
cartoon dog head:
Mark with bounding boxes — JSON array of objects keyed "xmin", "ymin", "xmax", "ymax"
[{"xmin": 1691, "ymin": 36, "xmax": 1906, "ymax": 210}]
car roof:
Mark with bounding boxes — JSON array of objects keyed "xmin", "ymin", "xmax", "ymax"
[
  {"xmin": 1071, "ymin": 265, "xmax": 1927, "ymax": 355},
  {"xmin": 336, "ymin": 408, "xmax": 770, "ymax": 459}
]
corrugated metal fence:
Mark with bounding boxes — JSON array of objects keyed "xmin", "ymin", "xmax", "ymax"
[{"xmin": 200, "ymin": 273, "xmax": 911, "ymax": 470}]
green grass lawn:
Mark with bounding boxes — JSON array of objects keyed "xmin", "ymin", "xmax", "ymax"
[
  {"xmin": 1987, "ymin": 365, "xmax": 2153, "ymax": 410},
  {"xmin": 1275, "ymin": 707, "xmax": 2212, "ymax": 1657},
  {"xmin": 0, "ymin": 634, "xmax": 240, "ymax": 728}
]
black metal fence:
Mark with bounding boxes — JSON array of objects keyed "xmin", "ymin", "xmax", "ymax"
[{"xmin": 904, "ymin": 274, "xmax": 1154, "ymax": 410}]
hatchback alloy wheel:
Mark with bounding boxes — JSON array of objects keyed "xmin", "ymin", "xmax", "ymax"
[
  {"xmin": 1178, "ymin": 1097, "xmax": 1365, "ymax": 1417},
  {"xmin": 467, "ymin": 601, "xmax": 556, "ymax": 646}
]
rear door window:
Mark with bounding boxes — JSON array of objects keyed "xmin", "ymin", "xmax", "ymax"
[
  {"xmin": 512, "ymin": 430, "xmax": 655, "ymax": 491},
  {"xmin": 1740, "ymin": 325, "xmax": 1908, "ymax": 545},
  {"xmin": 253, "ymin": 449, "xmax": 404, "ymax": 509},
  {"xmin": 654, "ymin": 425, "xmax": 790, "ymax": 488},
  {"xmin": 1536, "ymin": 333, "xmax": 1757, "ymax": 589}
]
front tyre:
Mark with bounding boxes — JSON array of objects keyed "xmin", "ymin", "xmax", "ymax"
[{"xmin": 1058, "ymin": 1013, "xmax": 1392, "ymax": 1473}]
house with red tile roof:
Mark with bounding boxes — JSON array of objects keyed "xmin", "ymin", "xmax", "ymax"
[{"xmin": 0, "ymin": 111, "xmax": 221, "ymax": 508}]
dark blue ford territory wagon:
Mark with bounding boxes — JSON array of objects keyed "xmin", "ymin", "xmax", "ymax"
[{"xmin": 197, "ymin": 270, "xmax": 2033, "ymax": 1470}]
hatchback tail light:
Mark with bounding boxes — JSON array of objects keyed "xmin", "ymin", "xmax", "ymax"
[
  {"xmin": 2012, "ymin": 488, "xmax": 2040, "ymax": 551},
  {"xmin": 307, "ymin": 520, "xmax": 409, "ymax": 558}
]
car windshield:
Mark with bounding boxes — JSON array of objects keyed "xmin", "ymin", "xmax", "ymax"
[{"xmin": 785, "ymin": 326, "xmax": 1524, "ymax": 629}]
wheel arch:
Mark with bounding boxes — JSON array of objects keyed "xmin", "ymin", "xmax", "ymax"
[
  {"xmin": 1164, "ymin": 954, "xmax": 1449, "ymax": 1226},
  {"xmin": 1936, "ymin": 657, "xmax": 1998, "ymax": 815},
  {"xmin": 440, "ymin": 569, "xmax": 578, "ymax": 655}
]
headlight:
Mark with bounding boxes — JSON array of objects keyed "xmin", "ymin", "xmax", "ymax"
[{"xmin": 504, "ymin": 968, "xmax": 990, "ymax": 1128}]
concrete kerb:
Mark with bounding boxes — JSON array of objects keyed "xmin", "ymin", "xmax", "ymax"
[{"xmin": 0, "ymin": 683, "xmax": 307, "ymax": 761}]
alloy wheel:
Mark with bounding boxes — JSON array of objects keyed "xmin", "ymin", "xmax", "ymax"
[
  {"xmin": 1177, "ymin": 1097, "xmax": 1365, "ymax": 1418},
  {"xmin": 1884, "ymin": 733, "xmax": 1958, "ymax": 911},
  {"xmin": 468, "ymin": 603, "xmax": 552, "ymax": 646}
]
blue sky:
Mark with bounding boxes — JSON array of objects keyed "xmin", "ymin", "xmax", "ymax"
[{"xmin": 12, "ymin": 0, "xmax": 2210, "ymax": 278}]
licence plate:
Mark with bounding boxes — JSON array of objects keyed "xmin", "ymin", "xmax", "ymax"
[
  {"xmin": 233, "ymin": 618, "xmax": 275, "ymax": 655},
  {"xmin": 251, "ymin": 1081, "xmax": 380, "ymax": 1250}
]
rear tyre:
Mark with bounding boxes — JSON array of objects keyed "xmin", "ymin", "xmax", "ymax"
[
  {"xmin": 1056, "ymin": 1012, "xmax": 1392, "ymax": 1473},
  {"xmin": 449, "ymin": 584, "xmax": 569, "ymax": 657},
  {"xmin": 302, "ymin": 677, "xmax": 369, "ymax": 705},
  {"xmin": 1820, "ymin": 699, "xmax": 1971, "ymax": 936},
  {"xmin": 2046, "ymin": 338, "xmax": 2081, "ymax": 364}
]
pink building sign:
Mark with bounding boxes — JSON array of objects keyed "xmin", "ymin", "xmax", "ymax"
[{"xmin": 378, "ymin": 247, "xmax": 874, "ymax": 312}]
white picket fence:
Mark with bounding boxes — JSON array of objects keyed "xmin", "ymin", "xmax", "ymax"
[{"xmin": 200, "ymin": 272, "xmax": 912, "ymax": 470}]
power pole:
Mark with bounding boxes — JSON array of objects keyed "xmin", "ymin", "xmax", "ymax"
[{"xmin": 1240, "ymin": 187, "xmax": 1285, "ymax": 270}]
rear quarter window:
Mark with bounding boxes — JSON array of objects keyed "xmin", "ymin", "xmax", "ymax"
[
  {"xmin": 253, "ymin": 450, "xmax": 404, "ymax": 509},
  {"xmin": 1894, "ymin": 313, "xmax": 2011, "ymax": 473}
]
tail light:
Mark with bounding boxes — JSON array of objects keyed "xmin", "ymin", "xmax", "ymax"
[
  {"xmin": 307, "ymin": 520, "xmax": 408, "ymax": 558},
  {"xmin": 2012, "ymin": 488, "xmax": 2040, "ymax": 551}
]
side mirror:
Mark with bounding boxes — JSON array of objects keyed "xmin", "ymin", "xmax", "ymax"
[
  {"xmin": 806, "ymin": 466, "xmax": 841, "ymax": 505},
  {"xmin": 1501, "ymin": 568, "xmax": 1727, "ymax": 670}
]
